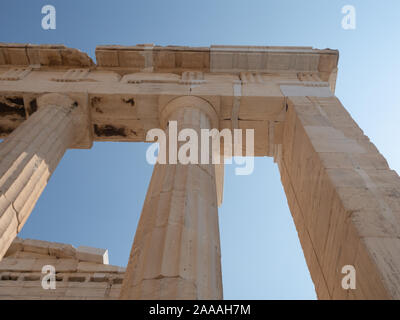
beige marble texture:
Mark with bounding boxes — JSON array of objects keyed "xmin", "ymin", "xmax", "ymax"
[{"xmin": 0, "ymin": 43, "xmax": 399, "ymax": 299}]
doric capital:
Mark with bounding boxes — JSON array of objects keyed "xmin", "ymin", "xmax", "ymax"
[
  {"xmin": 36, "ymin": 92, "xmax": 76, "ymax": 109},
  {"xmin": 159, "ymin": 95, "xmax": 219, "ymax": 130},
  {"xmin": 37, "ymin": 93, "xmax": 93, "ymax": 149}
]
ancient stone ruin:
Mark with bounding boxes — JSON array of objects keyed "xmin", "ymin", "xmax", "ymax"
[{"xmin": 0, "ymin": 43, "xmax": 399, "ymax": 299}]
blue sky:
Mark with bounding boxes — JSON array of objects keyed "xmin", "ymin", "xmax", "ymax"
[{"xmin": 1, "ymin": 0, "xmax": 399, "ymax": 299}]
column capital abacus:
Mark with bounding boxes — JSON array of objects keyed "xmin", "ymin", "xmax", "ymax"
[
  {"xmin": 159, "ymin": 95, "xmax": 219, "ymax": 130},
  {"xmin": 37, "ymin": 93, "xmax": 93, "ymax": 149}
]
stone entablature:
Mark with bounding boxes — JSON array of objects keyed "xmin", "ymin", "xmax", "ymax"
[
  {"xmin": 0, "ymin": 238, "xmax": 125, "ymax": 300},
  {"xmin": 0, "ymin": 43, "xmax": 93, "ymax": 68},
  {"xmin": 0, "ymin": 43, "xmax": 338, "ymax": 157}
]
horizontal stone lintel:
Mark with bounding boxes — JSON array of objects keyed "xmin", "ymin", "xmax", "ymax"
[
  {"xmin": 0, "ymin": 43, "xmax": 339, "ymax": 155},
  {"xmin": 0, "ymin": 43, "xmax": 338, "ymax": 76}
]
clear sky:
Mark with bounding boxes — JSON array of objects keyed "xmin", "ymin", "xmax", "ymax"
[{"xmin": 1, "ymin": 0, "xmax": 399, "ymax": 299}]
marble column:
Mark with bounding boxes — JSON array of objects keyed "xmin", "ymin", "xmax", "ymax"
[
  {"xmin": 120, "ymin": 96, "xmax": 223, "ymax": 300},
  {"xmin": 0, "ymin": 93, "xmax": 87, "ymax": 259},
  {"xmin": 278, "ymin": 95, "xmax": 400, "ymax": 299}
]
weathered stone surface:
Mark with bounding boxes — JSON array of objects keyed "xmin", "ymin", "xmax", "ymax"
[
  {"xmin": 0, "ymin": 93, "xmax": 90, "ymax": 260},
  {"xmin": 0, "ymin": 238, "xmax": 124, "ymax": 300},
  {"xmin": 120, "ymin": 96, "xmax": 222, "ymax": 300},
  {"xmin": 0, "ymin": 43, "xmax": 94, "ymax": 67},
  {"xmin": 1, "ymin": 43, "xmax": 399, "ymax": 300},
  {"xmin": 76, "ymin": 246, "xmax": 109, "ymax": 265},
  {"xmin": 278, "ymin": 95, "xmax": 400, "ymax": 299}
]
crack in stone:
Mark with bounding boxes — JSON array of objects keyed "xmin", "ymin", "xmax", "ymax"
[{"xmin": 3, "ymin": 194, "xmax": 21, "ymax": 228}]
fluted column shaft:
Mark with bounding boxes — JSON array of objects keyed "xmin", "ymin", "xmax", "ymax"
[
  {"xmin": 0, "ymin": 94, "xmax": 83, "ymax": 259},
  {"xmin": 120, "ymin": 97, "xmax": 222, "ymax": 299}
]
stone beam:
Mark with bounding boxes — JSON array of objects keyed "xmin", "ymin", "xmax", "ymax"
[
  {"xmin": 0, "ymin": 43, "xmax": 338, "ymax": 151},
  {"xmin": 0, "ymin": 43, "xmax": 94, "ymax": 68},
  {"xmin": 95, "ymin": 44, "xmax": 338, "ymax": 80}
]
